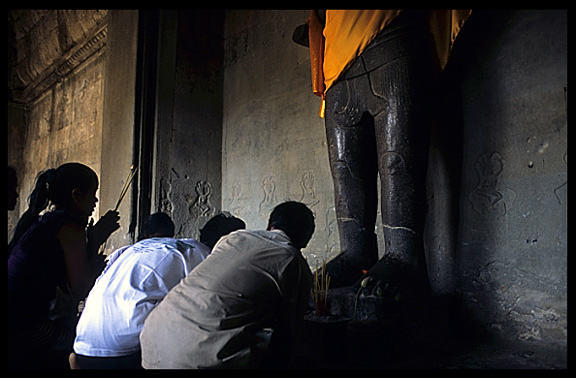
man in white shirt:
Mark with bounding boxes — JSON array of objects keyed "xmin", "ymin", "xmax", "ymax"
[
  {"xmin": 71, "ymin": 212, "xmax": 245, "ymax": 369},
  {"xmin": 140, "ymin": 202, "xmax": 315, "ymax": 369}
]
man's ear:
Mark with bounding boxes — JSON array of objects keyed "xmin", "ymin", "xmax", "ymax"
[{"xmin": 71, "ymin": 188, "xmax": 83, "ymax": 203}]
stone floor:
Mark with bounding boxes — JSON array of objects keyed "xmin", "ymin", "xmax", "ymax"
[
  {"xmin": 423, "ymin": 340, "xmax": 567, "ymax": 370},
  {"xmin": 292, "ymin": 286, "xmax": 567, "ymax": 370},
  {"xmin": 293, "ymin": 324, "xmax": 567, "ymax": 370}
]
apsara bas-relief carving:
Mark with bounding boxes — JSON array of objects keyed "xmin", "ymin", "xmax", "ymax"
[{"xmin": 469, "ymin": 152, "xmax": 516, "ymax": 216}]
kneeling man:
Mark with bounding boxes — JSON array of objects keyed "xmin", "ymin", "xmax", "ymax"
[{"xmin": 140, "ymin": 202, "xmax": 315, "ymax": 369}]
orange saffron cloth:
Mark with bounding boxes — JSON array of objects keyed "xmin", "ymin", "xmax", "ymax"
[{"xmin": 307, "ymin": 10, "xmax": 472, "ymax": 117}]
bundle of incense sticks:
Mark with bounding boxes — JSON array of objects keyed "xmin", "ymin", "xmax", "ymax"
[
  {"xmin": 114, "ymin": 165, "xmax": 137, "ymax": 211},
  {"xmin": 312, "ymin": 258, "xmax": 330, "ymax": 305}
]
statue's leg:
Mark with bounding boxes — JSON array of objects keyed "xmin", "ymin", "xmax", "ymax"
[
  {"xmin": 324, "ymin": 81, "xmax": 378, "ymax": 288},
  {"xmin": 365, "ymin": 11, "xmax": 440, "ymax": 290},
  {"xmin": 372, "ymin": 93, "xmax": 431, "ymax": 288},
  {"xmin": 323, "ymin": 11, "xmax": 439, "ymax": 289}
]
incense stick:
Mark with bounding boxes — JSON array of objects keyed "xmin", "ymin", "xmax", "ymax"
[
  {"xmin": 312, "ymin": 258, "xmax": 330, "ymax": 309},
  {"xmin": 114, "ymin": 165, "xmax": 137, "ymax": 211}
]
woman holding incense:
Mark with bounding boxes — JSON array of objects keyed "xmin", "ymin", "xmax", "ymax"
[{"xmin": 8, "ymin": 162, "xmax": 120, "ymax": 369}]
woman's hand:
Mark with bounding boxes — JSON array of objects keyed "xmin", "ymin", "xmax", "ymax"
[{"xmin": 87, "ymin": 210, "xmax": 120, "ymax": 251}]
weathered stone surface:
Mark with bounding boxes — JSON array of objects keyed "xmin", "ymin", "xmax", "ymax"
[
  {"xmin": 8, "ymin": 10, "xmax": 107, "ymax": 226},
  {"xmin": 8, "ymin": 10, "xmax": 107, "ymax": 97},
  {"xmin": 222, "ymin": 10, "xmax": 338, "ymax": 263},
  {"xmin": 447, "ymin": 10, "xmax": 567, "ymax": 346}
]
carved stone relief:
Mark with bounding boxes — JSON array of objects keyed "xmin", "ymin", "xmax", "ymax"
[
  {"xmin": 553, "ymin": 151, "xmax": 567, "ymax": 207},
  {"xmin": 228, "ymin": 181, "xmax": 247, "ymax": 215},
  {"xmin": 298, "ymin": 171, "xmax": 320, "ymax": 209},
  {"xmin": 469, "ymin": 152, "xmax": 517, "ymax": 216},
  {"xmin": 190, "ymin": 180, "xmax": 216, "ymax": 218},
  {"xmin": 259, "ymin": 176, "xmax": 278, "ymax": 217},
  {"xmin": 158, "ymin": 177, "xmax": 172, "ymax": 213},
  {"xmin": 8, "ymin": 10, "xmax": 108, "ymax": 104}
]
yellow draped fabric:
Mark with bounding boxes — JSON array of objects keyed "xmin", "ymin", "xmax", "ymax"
[
  {"xmin": 322, "ymin": 10, "xmax": 402, "ymax": 91},
  {"xmin": 307, "ymin": 10, "xmax": 472, "ymax": 117}
]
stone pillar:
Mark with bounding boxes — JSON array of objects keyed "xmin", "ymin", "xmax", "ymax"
[{"xmin": 99, "ymin": 10, "xmax": 139, "ymax": 251}]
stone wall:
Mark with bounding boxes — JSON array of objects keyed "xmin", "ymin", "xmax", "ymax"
[
  {"xmin": 8, "ymin": 10, "xmax": 108, "ymax": 230},
  {"xmin": 445, "ymin": 10, "xmax": 567, "ymax": 345},
  {"xmin": 222, "ymin": 10, "xmax": 340, "ymax": 264},
  {"xmin": 22, "ymin": 53, "xmax": 105, "ymax": 203},
  {"xmin": 153, "ymin": 10, "xmax": 225, "ymax": 240},
  {"xmin": 98, "ymin": 10, "xmax": 139, "ymax": 251}
]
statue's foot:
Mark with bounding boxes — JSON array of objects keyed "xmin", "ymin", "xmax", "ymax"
[
  {"xmin": 324, "ymin": 252, "xmax": 374, "ymax": 288},
  {"xmin": 356, "ymin": 254, "xmax": 431, "ymax": 299}
]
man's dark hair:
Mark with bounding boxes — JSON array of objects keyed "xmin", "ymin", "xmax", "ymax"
[
  {"xmin": 142, "ymin": 212, "xmax": 175, "ymax": 238},
  {"xmin": 267, "ymin": 201, "xmax": 315, "ymax": 249},
  {"xmin": 200, "ymin": 212, "xmax": 246, "ymax": 249}
]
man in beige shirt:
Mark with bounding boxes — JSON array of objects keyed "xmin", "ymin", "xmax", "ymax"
[{"xmin": 140, "ymin": 201, "xmax": 314, "ymax": 369}]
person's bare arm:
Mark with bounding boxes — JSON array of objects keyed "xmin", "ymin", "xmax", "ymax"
[{"xmin": 58, "ymin": 222, "xmax": 95, "ymax": 299}]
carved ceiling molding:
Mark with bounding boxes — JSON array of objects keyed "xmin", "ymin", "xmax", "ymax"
[{"xmin": 12, "ymin": 24, "xmax": 108, "ymax": 105}]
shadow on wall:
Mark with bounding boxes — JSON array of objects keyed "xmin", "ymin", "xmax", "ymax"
[{"xmin": 440, "ymin": 10, "xmax": 567, "ymax": 345}]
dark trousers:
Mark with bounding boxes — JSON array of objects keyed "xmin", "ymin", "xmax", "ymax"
[{"xmin": 75, "ymin": 351, "xmax": 143, "ymax": 369}]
